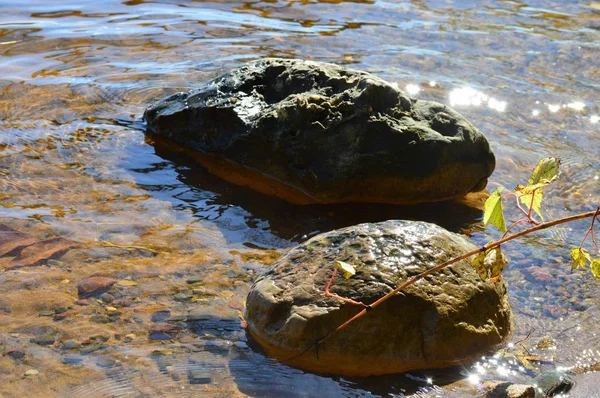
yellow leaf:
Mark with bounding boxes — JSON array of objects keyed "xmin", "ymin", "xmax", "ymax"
[
  {"xmin": 483, "ymin": 187, "xmax": 506, "ymax": 232},
  {"xmin": 335, "ymin": 261, "xmax": 356, "ymax": 279},
  {"xmin": 570, "ymin": 247, "xmax": 589, "ymax": 271},
  {"xmin": 471, "ymin": 251, "xmax": 488, "ymax": 281},
  {"xmin": 486, "ymin": 246, "xmax": 508, "ymax": 279},
  {"xmin": 117, "ymin": 280, "xmax": 139, "ymax": 286},
  {"xmin": 528, "ymin": 157, "xmax": 561, "ymax": 185},
  {"xmin": 516, "ymin": 187, "xmax": 544, "ymax": 221},
  {"xmin": 591, "ymin": 259, "xmax": 600, "ymax": 278}
]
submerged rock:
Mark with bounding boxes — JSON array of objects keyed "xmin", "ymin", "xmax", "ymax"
[
  {"xmin": 245, "ymin": 220, "xmax": 512, "ymax": 376},
  {"xmin": 145, "ymin": 58, "xmax": 495, "ymax": 205}
]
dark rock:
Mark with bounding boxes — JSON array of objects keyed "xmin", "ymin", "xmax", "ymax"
[
  {"xmin": 4, "ymin": 349, "xmax": 25, "ymax": 359},
  {"xmin": 532, "ymin": 371, "xmax": 573, "ymax": 397},
  {"xmin": 100, "ymin": 293, "xmax": 114, "ymax": 303},
  {"xmin": 149, "ymin": 323, "xmax": 183, "ymax": 340},
  {"xmin": 145, "ymin": 58, "xmax": 494, "ymax": 205},
  {"xmin": 62, "ymin": 356, "xmax": 83, "ymax": 365},
  {"xmin": 245, "ymin": 220, "xmax": 512, "ymax": 376},
  {"xmin": 150, "ymin": 310, "xmax": 171, "ymax": 323},
  {"xmin": 77, "ymin": 276, "xmax": 118, "ymax": 298},
  {"xmin": 30, "ymin": 333, "xmax": 57, "ymax": 346}
]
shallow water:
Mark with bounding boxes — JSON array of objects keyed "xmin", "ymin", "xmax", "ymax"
[{"xmin": 0, "ymin": 0, "xmax": 599, "ymax": 396}]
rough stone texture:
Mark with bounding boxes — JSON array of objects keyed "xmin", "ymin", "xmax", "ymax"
[
  {"xmin": 145, "ymin": 58, "xmax": 495, "ymax": 205},
  {"xmin": 245, "ymin": 220, "xmax": 512, "ymax": 376}
]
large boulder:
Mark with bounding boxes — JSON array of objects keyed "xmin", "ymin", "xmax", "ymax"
[
  {"xmin": 145, "ymin": 58, "xmax": 495, "ymax": 205},
  {"xmin": 245, "ymin": 220, "xmax": 512, "ymax": 376}
]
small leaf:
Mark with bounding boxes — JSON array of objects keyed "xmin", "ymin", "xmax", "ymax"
[
  {"xmin": 516, "ymin": 187, "xmax": 544, "ymax": 221},
  {"xmin": 570, "ymin": 247, "xmax": 589, "ymax": 271},
  {"xmin": 486, "ymin": 246, "xmax": 508, "ymax": 279},
  {"xmin": 528, "ymin": 157, "xmax": 561, "ymax": 185},
  {"xmin": 483, "ymin": 187, "xmax": 506, "ymax": 232},
  {"xmin": 335, "ymin": 261, "xmax": 356, "ymax": 279},
  {"xmin": 591, "ymin": 259, "xmax": 600, "ymax": 279},
  {"xmin": 471, "ymin": 252, "xmax": 488, "ymax": 281}
]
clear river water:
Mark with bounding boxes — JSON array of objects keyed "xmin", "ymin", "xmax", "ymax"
[{"xmin": 0, "ymin": 0, "xmax": 599, "ymax": 396}]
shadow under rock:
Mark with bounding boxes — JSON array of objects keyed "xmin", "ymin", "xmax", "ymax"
[{"xmin": 146, "ymin": 134, "xmax": 485, "ymax": 244}]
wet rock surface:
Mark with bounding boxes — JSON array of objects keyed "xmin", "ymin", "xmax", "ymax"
[
  {"xmin": 245, "ymin": 220, "xmax": 513, "ymax": 376},
  {"xmin": 145, "ymin": 58, "xmax": 495, "ymax": 205}
]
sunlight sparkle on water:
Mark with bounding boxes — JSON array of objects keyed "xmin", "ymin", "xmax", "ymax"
[
  {"xmin": 449, "ymin": 87, "xmax": 506, "ymax": 112},
  {"xmin": 548, "ymin": 104, "xmax": 561, "ymax": 113},
  {"xmin": 467, "ymin": 373, "xmax": 480, "ymax": 384},
  {"xmin": 591, "ymin": 115, "xmax": 599, "ymax": 124},
  {"xmin": 566, "ymin": 101, "xmax": 585, "ymax": 111},
  {"xmin": 405, "ymin": 84, "xmax": 421, "ymax": 95},
  {"xmin": 532, "ymin": 109, "xmax": 540, "ymax": 116}
]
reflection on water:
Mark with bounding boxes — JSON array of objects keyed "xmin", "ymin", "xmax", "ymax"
[{"xmin": 0, "ymin": 0, "xmax": 599, "ymax": 396}]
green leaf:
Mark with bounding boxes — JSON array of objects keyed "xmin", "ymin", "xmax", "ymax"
[
  {"xmin": 471, "ymin": 251, "xmax": 488, "ymax": 281},
  {"xmin": 516, "ymin": 187, "xmax": 544, "ymax": 221},
  {"xmin": 486, "ymin": 246, "xmax": 508, "ymax": 279},
  {"xmin": 570, "ymin": 247, "xmax": 589, "ymax": 271},
  {"xmin": 335, "ymin": 260, "xmax": 356, "ymax": 279},
  {"xmin": 591, "ymin": 259, "xmax": 600, "ymax": 279},
  {"xmin": 483, "ymin": 187, "xmax": 507, "ymax": 232},
  {"xmin": 528, "ymin": 157, "xmax": 561, "ymax": 185}
]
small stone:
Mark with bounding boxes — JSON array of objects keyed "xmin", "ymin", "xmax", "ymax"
[
  {"xmin": 25, "ymin": 369, "xmax": 39, "ymax": 376},
  {"xmin": 96, "ymin": 356, "xmax": 116, "ymax": 368},
  {"xmin": 77, "ymin": 276, "xmax": 118, "ymax": 298},
  {"xmin": 53, "ymin": 313, "xmax": 67, "ymax": 321},
  {"xmin": 149, "ymin": 323, "xmax": 183, "ymax": 340},
  {"xmin": 174, "ymin": 292, "xmax": 193, "ymax": 302},
  {"xmin": 90, "ymin": 334, "xmax": 110, "ymax": 342},
  {"xmin": 186, "ymin": 276, "xmax": 203, "ymax": 284},
  {"xmin": 38, "ymin": 310, "xmax": 55, "ymax": 317},
  {"xmin": 80, "ymin": 343, "xmax": 104, "ymax": 354},
  {"xmin": 105, "ymin": 306, "xmax": 118, "ymax": 313},
  {"xmin": 124, "ymin": 333, "xmax": 136, "ymax": 343},
  {"xmin": 31, "ymin": 334, "xmax": 57, "ymax": 346},
  {"xmin": 90, "ymin": 314, "xmax": 111, "ymax": 324},
  {"xmin": 532, "ymin": 371, "xmax": 573, "ymax": 396},
  {"xmin": 75, "ymin": 299, "xmax": 91, "ymax": 306},
  {"xmin": 100, "ymin": 293, "xmax": 114, "ymax": 303},
  {"xmin": 62, "ymin": 340, "xmax": 81, "ymax": 350},
  {"xmin": 150, "ymin": 310, "xmax": 171, "ymax": 323},
  {"xmin": 62, "ymin": 356, "xmax": 83, "ymax": 365},
  {"xmin": 61, "ymin": 279, "xmax": 70, "ymax": 284},
  {"xmin": 4, "ymin": 349, "xmax": 25, "ymax": 359},
  {"xmin": 506, "ymin": 384, "xmax": 535, "ymax": 398}
]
